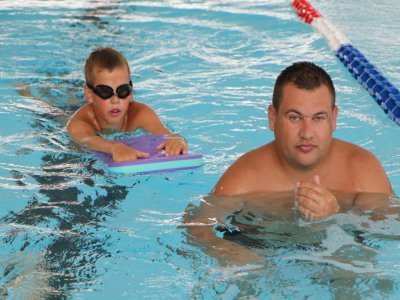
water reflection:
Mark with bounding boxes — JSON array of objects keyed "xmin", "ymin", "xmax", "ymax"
[
  {"xmin": 183, "ymin": 192, "xmax": 400, "ymax": 298},
  {"xmin": 1, "ymin": 149, "xmax": 135, "ymax": 298},
  {"xmin": 0, "ymin": 2, "xmax": 137, "ymax": 298}
]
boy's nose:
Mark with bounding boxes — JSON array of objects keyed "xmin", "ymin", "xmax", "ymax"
[{"xmin": 110, "ymin": 94, "xmax": 120, "ymax": 103}]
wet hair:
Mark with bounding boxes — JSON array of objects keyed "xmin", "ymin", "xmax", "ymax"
[
  {"xmin": 84, "ymin": 47, "xmax": 130, "ymax": 85},
  {"xmin": 272, "ymin": 61, "xmax": 335, "ymax": 110}
]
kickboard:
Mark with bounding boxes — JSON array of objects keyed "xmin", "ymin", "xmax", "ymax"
[{"xmin": 92, "ymin": 134, "xmax": 203, "ymax": 174}]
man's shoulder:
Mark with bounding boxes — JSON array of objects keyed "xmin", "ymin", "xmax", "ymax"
[
  {"xmin": 235, "ymin": 143, "xmax": 273, "ymax": 165},
  {"xmin": 332, "ymin": 139, "xmax": 392, "ymax": 193},
  {"xmin": 333, "ymin": 138, "xmax": 374, "ymax": 156},
  {"xmin": 332, "ymin": 138, "xmax": 380, "ymax": 168},
  {"xmin": 219, "ymin": 143, "xmax": 275, "ymax": 181}
]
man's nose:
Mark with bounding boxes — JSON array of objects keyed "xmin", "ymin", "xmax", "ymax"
[{"xmin": 299, "ymin": 118, "xmax": 313, "ymax": 139}]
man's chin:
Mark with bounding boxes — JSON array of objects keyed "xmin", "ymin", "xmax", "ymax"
[{"xmin": 294, "ymin": 158, "xmax": 320, "ymax": 170}]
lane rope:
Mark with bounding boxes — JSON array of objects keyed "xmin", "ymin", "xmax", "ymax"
[{"xmin": 291, "ymin": 0, "xmax": 400, "ymax": 125}]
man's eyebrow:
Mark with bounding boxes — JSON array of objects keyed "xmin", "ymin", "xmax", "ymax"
[
  {"xmin": 284, "ymin": 109, "xmax": 302, "ymax": 115},
  {"xmin": 284, "ymin": 110, "xmax": 329, "ymax": 116},
  {"xmin": 313, "ymin": 111, "xmax": 329, "ymax": 116}
]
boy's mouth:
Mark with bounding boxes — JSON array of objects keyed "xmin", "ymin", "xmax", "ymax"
[{"xmin": 109, "ymin": 108, "xmax": 121, "ymax": 117}]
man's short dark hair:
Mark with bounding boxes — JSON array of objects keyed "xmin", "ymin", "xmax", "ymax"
[{"xmin": 272, "ymin": 62, "xmax": 336, "ymax": 110}]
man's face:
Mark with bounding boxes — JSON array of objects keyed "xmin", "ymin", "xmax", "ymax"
[{"xmin": 268, "ymin": 83, "xmax": 338, "ymax": 170}]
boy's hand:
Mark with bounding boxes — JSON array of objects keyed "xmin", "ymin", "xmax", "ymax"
[
  {"xmin": 157, "ymin": 135, "xmax": 188, "ymax": 156},
  {"xmin": 111, "ymin": 142, "xmax": 150, "ymax": 162},
  {"xmin": 295, "ymin": 175, "xmax": 340, "ymax": 221}
]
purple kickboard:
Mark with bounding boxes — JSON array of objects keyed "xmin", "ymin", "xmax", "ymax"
[{"xmin": 92, "ymin": 134, "xmax": 203, "ymax": 173}]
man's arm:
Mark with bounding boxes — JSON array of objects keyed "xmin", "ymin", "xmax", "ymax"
[
  {"xmin": 351, "ymin": 149, "xmax": 394, "ymax": 211},
  {"xmin": 295, "ymin": 175, "xmax": 340, "ymax": 221},
  {"xmin": 212, "ymin": 153, "xmax": 256, "ymax": 196},
  {"xmin": 296, "ymin": 149, "xmax": 393, "ymax": 220},
  {"xmin": 182, "ymin": 195, "xmax": 263, "ymax": 266},
  {"xmin": 351, "ymin": 149, "xmax": 393, "ymax": 194}
]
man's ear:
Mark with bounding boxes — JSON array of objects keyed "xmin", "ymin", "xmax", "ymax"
[
  {"xmin": 332, "ymin": 105, "xmax": 338, "ymax": 131},
  {"xmin": 268, "ymin": 105, "xmax": 276, "ymax": 131},
  {"xmin": 84, "ymin": 85, "xmax": 94, "ymax": 104}
]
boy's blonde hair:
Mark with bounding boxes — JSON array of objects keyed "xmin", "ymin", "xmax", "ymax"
[{"xmin": 84, "ymin": 47, "xmax": 131, "ymax": 85}]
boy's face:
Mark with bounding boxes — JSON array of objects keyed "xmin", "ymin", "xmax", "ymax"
[{"xmin": 85, "ymin": 66, "xmax": 132, "ymax": 130}]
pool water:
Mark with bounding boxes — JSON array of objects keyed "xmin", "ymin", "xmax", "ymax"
[{"xmin": 1, "ymin": 0, "xmax": 400, "ymax": 298}]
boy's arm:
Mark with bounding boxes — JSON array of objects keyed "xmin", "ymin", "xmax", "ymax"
[
  {"xmin": 67, "ymin": 114, "xmax": 149, "ymax": 162},
  {"xmin": 133, "ymin": 102, "xmax": 188, "ymax": 156}
]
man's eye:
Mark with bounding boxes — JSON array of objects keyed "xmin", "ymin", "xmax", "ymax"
[
  {"xmin": 313, "ymin": 115, "xmax": 326, "ymax": 122},
  {"xmin": 288, "ymin": 115, "xmax": 301, "ymax": 122}
]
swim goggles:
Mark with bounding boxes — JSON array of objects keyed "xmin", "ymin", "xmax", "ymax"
[{"xmin": 87, "ymin": 81, "xmax": 133, "ymax": 100}]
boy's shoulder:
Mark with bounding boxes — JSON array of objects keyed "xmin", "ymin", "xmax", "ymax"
[
  {"xmin": 128, "ymin": 101, "xmax": 153, "ymax": 117},
  {"xmin": 68, "ymin": 103, "xmax": 94, "ymax": 123},
  {"xmin": 125, "ymin": 101, "xmax": 161, "ymax": 131},
  {"xmin": 67, "ymin": 103, "xmax": 101, "ymax": 136}
]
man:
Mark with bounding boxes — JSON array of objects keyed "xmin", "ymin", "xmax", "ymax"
[
  {"xmin": 184, "ymin": 62, "xmax": 392, "ymax": 265},
  {"xmin": 213, "ymin": 61, "xmax": 392, "ymax": 219}
]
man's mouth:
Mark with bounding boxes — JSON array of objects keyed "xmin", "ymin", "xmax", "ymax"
[{"xmin": 297, "ymin": 144, "xmax": 315, "ymax": 153}]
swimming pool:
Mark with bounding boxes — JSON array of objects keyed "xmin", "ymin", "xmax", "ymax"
[{"xmin": 1, "ymin": 0, "xmax": 400, "ymax": 298}]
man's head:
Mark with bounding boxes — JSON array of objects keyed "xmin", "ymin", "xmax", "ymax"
[
  {"xmin": 272, "ymin": 61, "xmax": 335, "ymax": 111},
  {"xmin": 84, "ymin": 47, "xmax": 131, "ymax": 86},
  {"xmin": 268, "ymin": 62, "xmax": 338, "ymax": 171}
]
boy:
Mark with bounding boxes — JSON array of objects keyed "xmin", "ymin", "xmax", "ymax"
[{"xmin": 67, "ymin": 47, "xmax": 188, "ymax": 162}]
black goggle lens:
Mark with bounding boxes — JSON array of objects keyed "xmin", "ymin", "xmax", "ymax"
[{"xmin": 88, "ymin": 81, "xmax": 133, "ymax": 100}]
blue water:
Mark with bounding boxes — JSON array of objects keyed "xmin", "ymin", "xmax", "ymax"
[{"xmin": 0, "ymin": 0, "xmax": 400, "ymax": 298}]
